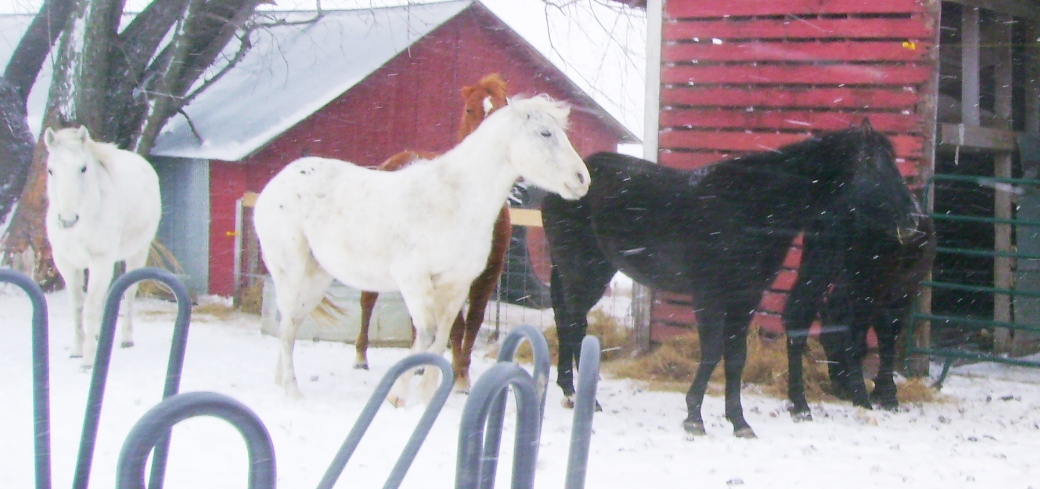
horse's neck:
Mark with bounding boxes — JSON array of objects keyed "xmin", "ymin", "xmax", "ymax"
[{"xmin": 431, "ymin": 117, "xmax": 520, "ymax": 212}]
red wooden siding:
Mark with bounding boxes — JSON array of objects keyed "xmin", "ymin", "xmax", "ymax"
[
  {"xmin": 650, "ymin": 0, "xmax": 937, "ymax": 342},
  {"xmin": 205, "ymin": 6, "xmax": 629, "ymax": 296}
]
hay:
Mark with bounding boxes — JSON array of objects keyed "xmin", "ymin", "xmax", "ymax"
[
  {"xmin": 494, "ymin": 306, "xmax": 633, "ymax": 363},
  {"xmin": 123, "ymin": 239, "xmax": 195, "ymax": 302},
  {"xmin": 605, "ymin": 328, "xmax": 836, "ymax": 402}
]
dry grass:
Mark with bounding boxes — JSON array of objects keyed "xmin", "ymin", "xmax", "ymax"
[
  {"xmin": 239, "ymin": 282, "xmax": 264, "ymax": 315},
  {"xmin": 138, "ymin": 239, "xmax": 195, "ymax": 302},
  {"xmin": 192, "ymin": 301, "xmax": 237, "ymax": 321},
  {"xmin": 523, "ymin": 312, "xmax": 945, "ymax": 405},
  {"xmin": 604, "ymin": 329, "xmax": 835, "ymax": 400},
  {"xmin": 495, "ymin": 307, "xmax": 634, "ymax": 363}
]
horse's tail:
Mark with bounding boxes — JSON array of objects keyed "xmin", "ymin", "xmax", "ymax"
[{"xmin": 310, "ymin": 295, "xmax": 346, "ymax": 328}]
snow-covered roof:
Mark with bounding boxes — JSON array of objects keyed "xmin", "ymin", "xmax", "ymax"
[{"xmin": 151, "ymin": 1, "xmax": 472, "ymax": 160}]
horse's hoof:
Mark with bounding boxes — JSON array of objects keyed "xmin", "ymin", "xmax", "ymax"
[
  {"xmin": 353, "ymin": 362, "xmax": 369, "ymax": 370},
  {"xmin": 682, "ymin": 418, "xmax": 706, "ymax": 436},
  {"xmin": 120, "ymin": 341, "xmax": 134, "ymax": 348},
  {"xmin": 386, "ymin": 393, "xmax": 406, "ymax": 408},
  {"xmin": 594, "ymin": 400, "xmax": 603, "ymax": 412},
  {"xmin": 70, "ymin": 352, "xmax": 83, "ymax": 359},
  {"xmin": 789, "ymin": 410, "xmax": 813, "ymax": 422},
  {"xmin": 561, "ymin": 396, "xmax": 575, "ymax": 409},
  {"xmin": 282, "ymin": 382, "xmax": 304, "ymax": 399},
  {"xmin": 734, "ymin": 427, "xmax": 757, "ymax": 439},
  {"xmin": 453, "ymin": 381, "xmax": 471, "ymax": 394}
]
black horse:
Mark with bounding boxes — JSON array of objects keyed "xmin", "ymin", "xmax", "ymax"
[
  {"xmin": 782, "ymin": 178, "xmax": 935, "ymax": 420},
  {"xmin": 542, "ymin": 120, "xmax": 900, "ymax": 438}
]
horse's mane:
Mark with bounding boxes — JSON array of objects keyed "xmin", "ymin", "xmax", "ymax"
[
  {"xmin": 48, "ymin": 127, "xmax": 123, "ymax": 167},
  {"xmin": 506, "ymin": 94, "xmax": 572, "ymax": 130}
]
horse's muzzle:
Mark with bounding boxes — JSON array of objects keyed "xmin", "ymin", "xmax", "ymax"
[{"xmin": 58, "ymin": 214, "xmax": 80, "ymax": 229}]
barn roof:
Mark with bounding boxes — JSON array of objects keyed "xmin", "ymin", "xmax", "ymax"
[{"xmin": 148, "ymin": 0, "xmax": 638, "ymax": 160}]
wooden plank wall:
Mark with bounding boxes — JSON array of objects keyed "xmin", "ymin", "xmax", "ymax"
[{"xmin": 650, "ymin": 0, "xmax": 938, "ymax": 341}]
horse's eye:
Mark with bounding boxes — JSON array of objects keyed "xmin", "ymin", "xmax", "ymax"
[
  {"xmin": 80, "ymin": 166, "xmax": 87, "ymax": 173},
  {"xmin": 540, "ymin": 130, "xmax": 552, "ymax": 138},
  {"xmin": 47, "ymin": 168, "xmax": 53, "ymax": 176}
]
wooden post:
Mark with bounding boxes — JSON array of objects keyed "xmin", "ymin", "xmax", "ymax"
[{"xmin": 989, "ymin": 14, "xmax": 1015, "ymax": 353}]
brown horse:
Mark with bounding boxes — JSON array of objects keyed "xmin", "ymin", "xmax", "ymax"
[{"xmin": 354, "ymin": 73, "xmax": 511, "ymax": 393}]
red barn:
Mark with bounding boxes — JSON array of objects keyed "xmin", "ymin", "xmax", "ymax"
[
  {"xmin": 637, "ymin": 0, "xmax": 1040, "ymax": 361},
  {"xmin": 149, "ymin": 0, "xmax": 637, "ymax": 296}
]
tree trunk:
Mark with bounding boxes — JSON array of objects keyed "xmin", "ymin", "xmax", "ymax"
[{"xmin": 1, "ymin": 0, "xmax": 265, "ymax": 288}]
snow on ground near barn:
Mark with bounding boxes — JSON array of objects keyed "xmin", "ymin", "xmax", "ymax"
[{"xmin": 3, "ymin": 287, "xmax": 1040, "ymax": 489}]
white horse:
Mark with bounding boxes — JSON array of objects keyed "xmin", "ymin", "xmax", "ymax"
[
  {"xmin": 254, "ymin": 94, "xmax": 590, "ymax": 403},
  {"xmin": 44, "ymin": 127, "xmax": 162, "ymax": 367}
]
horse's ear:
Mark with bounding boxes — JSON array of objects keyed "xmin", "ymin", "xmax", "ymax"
[
  {"xmin": 860, "ymin": 118, "xmax": 873, "ymax": 132},
  {"xmin": 76, "ymin": 126, "xmax": 90, "ymax": 143},
  {"xmin": 461, "ymin": 84, "xmax": 476, "ymax": 99},
  {"xmin": 43, "ymin": 127, "xmax": 56, "ymax": 148}
]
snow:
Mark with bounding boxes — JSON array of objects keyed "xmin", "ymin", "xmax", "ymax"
[{"xmin": 4, "ymin": 285, "xmax": 1040, "ymax": 489}]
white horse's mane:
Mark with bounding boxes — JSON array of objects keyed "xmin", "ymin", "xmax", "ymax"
[
  {"xmin": 506, "ymin": 94, "xmax": 572, "ymax": 130},
  {"xmin": 48, "ymin": 127, "xmax": 122, "ymax": 167}
]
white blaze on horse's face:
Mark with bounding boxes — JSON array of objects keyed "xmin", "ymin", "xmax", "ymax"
[
  {"xmin": 507, "ymin": 97, "xmax": 590, "ymax": 200},
  {"xmin": 44, "ymin": 127, "xmax": 96, "ymax": 230},
  {"xmin": 482, "ymin": 96, "xmax": 495, "ymax": 116}
]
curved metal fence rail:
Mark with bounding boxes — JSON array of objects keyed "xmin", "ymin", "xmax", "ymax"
[
  {"xmin": 116, "ymin": 392, "xmax": 276, "ymax": 489},
  {"xmin": 73, "ymin": 267, "xmax": 193, "ymax": 489},
  {"xmin": 565, "ymin": 336, "xmax": 600, "ymax": 489},
  {"xmin": 476, "ymin": 324, "xmax": 551, "ymax": 489},
  {"xmin": 4, "ymin": 262, "xmax": 601, "ymax": 489},
  {"xmin": 316, "ymin": 353, "xmax": 455, "ymax": 489},
  {"xmin": 455, "ymin": 363, "xmax": 542, "ymax": 489},
  {"xmin": 1, "ymin": 269, "xmax": 52, "ymax": 489}
]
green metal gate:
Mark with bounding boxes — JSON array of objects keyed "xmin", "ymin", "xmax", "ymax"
[{"xmin": 907, "ymin": 171, "xmax": 1040, "ymax": 386}]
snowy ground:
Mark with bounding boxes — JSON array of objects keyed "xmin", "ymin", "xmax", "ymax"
[{"xmin": 3, "ymin": 286, "xmax": 1040, "ymax": 489}]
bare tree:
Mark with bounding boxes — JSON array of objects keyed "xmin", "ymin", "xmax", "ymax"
[{"xmin": 0, "ymin": 0, "xmax": 268, "ymax": 288}]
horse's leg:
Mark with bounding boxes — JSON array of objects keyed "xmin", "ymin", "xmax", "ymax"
[
  {"xmin": 355, "ymin": 291, "xmax": 378, "ymax": 370},
  {"xmin": 452, "ymin": 206, "xmax": 511, "ymax": 393},
  {"xmin": 387, "ymin": 275, "xmax": 466, "ymax": 407},
  {"xmin": 55, "ymin": 257, "xmax": 86, "ymax": 358},
  {"xmin": 272, "ymin": 264, "xmax": 333, "ymax": 399},
  {"xmin": 870, "ymin": 303, "xmax": 905, "ymax": 410},
  {"xmin": 550, "ymin": 262, "xmax": 613, "ymax": 408},
  {"xmin": 782, "ymin": 283, "xmax": 821, "ymax": 421},
  {"xmin": 822, "ymin": 291, "xmax": 872, "ymax": 409},
  {"xmin": 387, "ymin": 275, "xmax": 437, "ymax": 407},
  {"xmin": 119, "ymin": 249, "xmax": 149, "ymax": 349},
  {"xmin": 420, "ymin": 289, "xmax": 469, "ymax": 403},
  {"xmin": 684, "ymin": 308, "xmax": 725, "ymax": 436},
  {"xmin": 721, "ymin": 314, "xmax": 755, "ymax": 438},
  {"xmin": 782, "ymin": 233, "xmax": 831, "ymax": 421},
  {"xmin": 80, "ymin": 260, "xmax": 116, "ymax": 368}
]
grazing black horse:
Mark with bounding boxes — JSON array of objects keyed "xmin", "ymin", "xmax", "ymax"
[
  {"xmin": 542, "ymin": 121, "xmax": 898, "ymax": 438},
  {"xmin": 782, "ymin": 177, "xmax": 935, "ymax": 420}
]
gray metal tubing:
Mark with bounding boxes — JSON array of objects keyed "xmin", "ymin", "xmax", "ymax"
[
  {"xmin": 564, "ymin": 336, "xmax": 601, "ymax": 489},
  {"xmin": 116, "ymin": 391, "xmax": 276, "ymax": 489},
  {"xmin": 73, "ymin": 268, "xmax": 192, "ymax": 489},
  {"xmin": 478, "ymin": 325, "xmax": 551, "ymax": 489},
  {"xmin": 1, "ymin": 269, "xmax": 51, "ymax": 489},
  {"xmin": 456, "ymin": 363, "xmax": 541, "ymax": 489},
  {"xmin": 494, "ymin": 324, "xmax": 550, "ymax": 416},
  {"xmin": 316, "ymin": 353, "xmax": 454, "ymax": 489}
]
